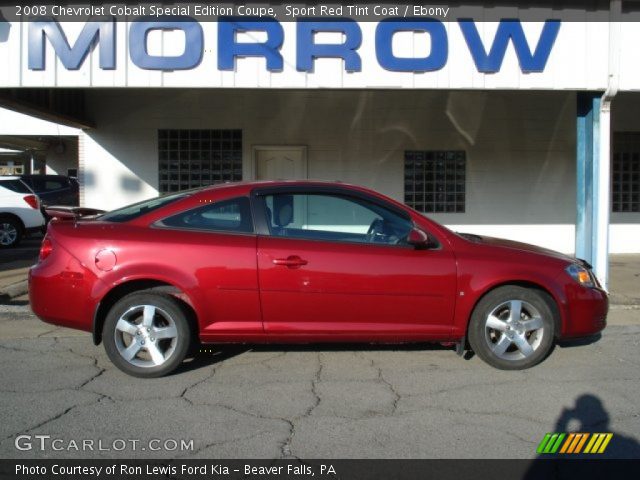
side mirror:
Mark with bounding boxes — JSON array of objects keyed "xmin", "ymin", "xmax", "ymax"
[{"xmin": 406, "ymin": 227, "xmax": 430, "ymax": 248}]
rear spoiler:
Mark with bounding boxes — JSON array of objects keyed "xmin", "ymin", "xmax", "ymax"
[{"xmin": 45, "ymin": 206, "xmax": 106, "ymax": 221}]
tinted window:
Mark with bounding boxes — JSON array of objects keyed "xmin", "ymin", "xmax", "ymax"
[
  {"xmin": 261, "ymin": 193, "xmax": 412, "ymax": 245},
  {"xmin": 18, "ymin": 177, "xmax": 34, "ymax": 188},
  {"xmin": 100, "ymin": 191, "xmax": 189, "ymax": 223},
  {"xmin": 28, "ymin": 177, "xmax": 45, "ymax": 192},
  {"xmin": 159, "ymin": 197, "xmax": 253, "ymax": 233},
  {"xmin": 21, "ymin": 176, "xmax": 67, "ymax": 193},
  {"xmin": 0, "ymin": 179, "xmax": 31, "ymax": 194},
  {"xmin": 44, "ymin": 179, "xmax": 67, "ymax": 191}
]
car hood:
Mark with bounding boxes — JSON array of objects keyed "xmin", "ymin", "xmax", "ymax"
[{"xmin": 457, "ymin": 233, "xmax": 577, "ymax": 264}]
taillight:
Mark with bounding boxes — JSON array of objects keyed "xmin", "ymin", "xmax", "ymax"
[
  {"xmin": 23, "ymin": 195, "xmax": 39, "ymax": 209},
  {"xmin": 39, "ymin": 237, "xmax": 53, "ymax": 261}
]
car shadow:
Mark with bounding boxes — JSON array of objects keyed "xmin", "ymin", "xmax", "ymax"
[
  {"xmin": 2, "ymin": 299, "xmax": 30, "ymax": 306},
  {"xmin": 175, "ymin": 341, "xmax": 459, "ymax": 375},
  {"xmin": 173, "ymin": 345, "xmax": 252, "ymax": 374},
  {"xmin": 556, "ymin": 333, "xmax": 602, "ymax": 348}
]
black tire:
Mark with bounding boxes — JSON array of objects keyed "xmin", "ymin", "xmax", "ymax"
[
  {"xmin": 0, "ymin": 216, "xmax": 22, "ymax": 248},
  {"xmin": 468, "ymin": 286, "xmax": 557, "ymax": 370},
  {"xmin": 102, "ymin": 292, "xmax": 192, "ymax": 378}
]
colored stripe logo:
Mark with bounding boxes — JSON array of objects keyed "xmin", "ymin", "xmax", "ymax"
[{"xmin": 537, "ymin": 433, "xmax": 613, "ymax": 454}]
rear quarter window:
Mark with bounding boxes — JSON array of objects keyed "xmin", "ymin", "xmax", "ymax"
[
  {"xmin": 0, "ymin": 179, "xmax": 31, "ymax": 194},
  {"xmin": 157, "ymin": 197, "xmax": 253, "ymax": 233}
]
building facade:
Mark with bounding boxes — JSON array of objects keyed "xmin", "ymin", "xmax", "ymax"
[{"xmin": 1, "ymin": 2, "xmax": 639, "ymax": 287}]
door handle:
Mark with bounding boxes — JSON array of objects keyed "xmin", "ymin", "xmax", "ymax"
[{"xmin": 272, "ymin": 255, "xmax": 308, "ymax": 268}]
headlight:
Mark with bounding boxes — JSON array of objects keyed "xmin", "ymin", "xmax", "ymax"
[{"xmin": 566, "ymin": 264, "xmax": 594, "ymax": 287}]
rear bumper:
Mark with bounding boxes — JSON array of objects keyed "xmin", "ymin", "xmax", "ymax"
[
  {"xmin": 28, "ymin": 253, "xmax": 98, "ymax": 333},
  {"xmin": 560, "ymin": 285, "xmax": 609, "ymax": 339}
]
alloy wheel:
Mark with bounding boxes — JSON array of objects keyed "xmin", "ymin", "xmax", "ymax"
[
  {"xmin": 0, "ymin": 222, "xmax": 18, "ymax": 246},
  {"xmin": 114, "ymin": 304, "xmax": 178, "ymax": 368},
  {"xmin": 483, "ymin": 299, "xmax": 545, "ymax": 361}
]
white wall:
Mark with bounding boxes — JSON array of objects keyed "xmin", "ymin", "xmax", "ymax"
[
  {"xmin": 0, "ymin": 107, "xmax": 80, "ymax": 136},
  {"xmin": 44, "ymin": 137, "xmax": 78, "ymax": 175},
  {"xmin": 0, "ymin": 107, "xmax": 79, "ymax": 175},
  {"xmin": 81, "ymin": 89, "xmax": 588, "ymax": 253}
]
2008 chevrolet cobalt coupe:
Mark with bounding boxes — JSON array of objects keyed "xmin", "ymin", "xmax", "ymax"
[{"xmin": 29, "ymin": 181, "xmax": 608, "ymax": 377}]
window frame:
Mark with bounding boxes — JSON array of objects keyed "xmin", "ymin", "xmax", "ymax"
[
  {"xmin": 612, "ymin": 132, "xmax": 640, "ymax": 213},
  {"xmin": 404, "ymin": 150, "xmax": 466, "ymax": 214},
  {"xmin": 250, "ymin": 186, "xmax": 422, "ymax": 249},
  {"xmin": 153, "ymin": 195, "xmax": 256, "ymax": 236},
  {"xmin": 158, "ymin": 129, "xmax": 243, "ymax": 194}
]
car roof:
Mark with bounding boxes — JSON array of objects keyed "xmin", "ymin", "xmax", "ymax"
[
  {"xmin": 0, "ymin": 176, "xmax": 21, "ymax": 180},
  {"xmin": 21, "ymin": 174, "xmax": 66, "ymax": 178},
  {"xmin": 179, "ymin": 180, "xmax": 398, "ymax": 208},
  {"xmin": 194, "ymin": 179, "xmax": 365, "ymax": 195}
]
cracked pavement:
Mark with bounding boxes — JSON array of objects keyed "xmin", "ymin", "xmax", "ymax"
[{"xmin": 1, "ymin": 304, "xmax": 639, "ymax": 459}]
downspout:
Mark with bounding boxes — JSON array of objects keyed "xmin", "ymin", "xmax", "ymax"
[{"xmin": 594, "ymin": 0, "xmax": 621, "ymax": 289}]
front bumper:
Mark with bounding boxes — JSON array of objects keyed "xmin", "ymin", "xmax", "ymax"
[{"xmin": 560, "ymin": 284, "xmax": 609, "ymax": 338}]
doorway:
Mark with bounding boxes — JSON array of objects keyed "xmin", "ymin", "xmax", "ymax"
[{"xmin": 254, "ymin": 146, "xmax": 308, "ymax": 180}]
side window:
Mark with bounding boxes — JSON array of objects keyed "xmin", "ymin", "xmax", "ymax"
[
  {"xmin": 29, "ymin": 177, "xmax": 46, "ymax": 192},
  {"xmin": 0, "ymin": 179, "xmax": 31, "ymax": 194},
  {"xmin": 261, "ymin": 193, "xmax": 412, "ymax": 245},
  {"xmin": 158, "ymin": 197, "xmax": 253, "ymax": 233},
  {"xmin": 45, "ymin": 179, "xmax": 66, "ymax": 191}
]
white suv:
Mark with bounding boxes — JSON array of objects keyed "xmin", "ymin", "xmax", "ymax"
[{"xmin": 0, "ymin": 176, "xmax": 45, "ymax": 247}]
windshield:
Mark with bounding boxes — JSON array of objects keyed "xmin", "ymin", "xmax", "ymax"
[{"xmin": 99, "ymin": 191, "xmax": 190, "ymax": 223}]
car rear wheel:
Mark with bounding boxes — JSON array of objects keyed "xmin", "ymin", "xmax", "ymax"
[
  {"xmin": 103, "ymin": 292, "xmax": 192, "ymax": 378},
  {"xmin": 0, "ymin": 216, "xmax": 22, "ymax": 248},
  {"xmin": 468, "ymin": 286, "xmax": 556, "ymax": 370}
]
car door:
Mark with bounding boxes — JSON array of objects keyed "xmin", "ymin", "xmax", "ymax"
[
  {"xmin": 153, "ymin": 196, "xmax": 262, "ymax": 337},
  {"xmin": 254, "ymin": 188, "xmax": 457, "ymax": 339}
]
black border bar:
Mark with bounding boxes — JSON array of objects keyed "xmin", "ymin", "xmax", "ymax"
[{"xmin": 2, "ymin": 459, "xmax": 640, "ymax": 480}]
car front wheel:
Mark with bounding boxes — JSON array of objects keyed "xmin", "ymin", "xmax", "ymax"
[
  {"xmin": 103, "ymin": 292, "xmax": 192, "ymax": 378},
  {"xmin": 468, "ymin": 286, "xmax": 556, "ymax": 370}
]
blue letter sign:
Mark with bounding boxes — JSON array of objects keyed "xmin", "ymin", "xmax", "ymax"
[
  {"xmin": 27, "ymin": 18, "xmax": 561, "ymax": 75},
  {"xmin": 218, "ymin": 17, "xmax": 284, "ymax": 71},
  {"xmin": 29, "ymin": 20, "xmax": 115, "ymax": 70},
  {"xmin": 129, "ymin": 17, "xmax": 203, "ymax": 70},
  {"xmin": 375, "ymin": 18, "xmax": 447, "ymax": 72},
  {"xmin": 296, "ymin": 20, "xmax": 362, "ymax": 72},
  {"xmin": 458, "ymin": 19, "xmax": 560, "ymax": 73}
]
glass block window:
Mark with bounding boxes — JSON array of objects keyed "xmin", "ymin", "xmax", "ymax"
[
  {"xmin": 404, "ymin": 151, "xmax": 466, "ymax": 213},
  {"xmin": 158, "ymin": 129, "xmax": 242, "ymax": 193},
  {"xmin": 613, "ymin": 133, "xmax": 640, "ymax": 213}
]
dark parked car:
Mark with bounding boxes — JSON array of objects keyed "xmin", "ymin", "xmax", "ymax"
[
  {"xmin": 20, "ymin": 175, "xmax": 79, "ymax": 207},
  {"xmin": 29, "ymin": 181, "xmax": 608, "ymax": 378}
]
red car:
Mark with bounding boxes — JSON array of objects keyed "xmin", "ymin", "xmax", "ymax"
[{"xmin": 29, "ymin": 181, "xmax": 608, "ymax": 377}]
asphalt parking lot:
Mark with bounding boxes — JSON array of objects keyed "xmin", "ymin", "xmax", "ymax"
[
  {"xmin": 1, "ymin": 303, "xmax": 639, "ymax": 459},
  {"xmin": 1, "ymin": 244, "xmax": 639, "ymax": 459}
]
